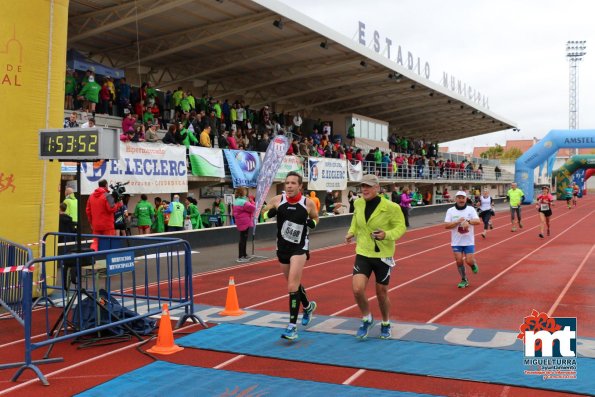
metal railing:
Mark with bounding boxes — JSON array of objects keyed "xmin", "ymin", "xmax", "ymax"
[{"xmin": 4, "ymin": 232, "xmax": 203, "ymax": 385}]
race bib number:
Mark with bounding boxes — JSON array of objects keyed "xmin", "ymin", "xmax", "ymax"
[
  {"xmin": 281, "ymin": 221, "xmax": 304, "ymax": 244},
  {"xmin": 381, "ymin": 257, "xmax": 396, "ymax": 267},
  {"xmin": 540, "ymin": 203, "xmax": 550, "ymax": 211}
]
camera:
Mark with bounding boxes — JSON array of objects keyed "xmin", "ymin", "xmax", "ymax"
[{"xmin": 109, "ymin": 181, "xmax": 129, "ymax": 201}]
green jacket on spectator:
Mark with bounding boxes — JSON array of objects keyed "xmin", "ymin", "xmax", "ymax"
[
  {"xmin": 134, "ymin": 199, "xmax": 155, "ymax": 227},
  {"xmin": 152, "ymin": 207, "xmax": 165, "ymax": 233},
  {"xmin": 65, "ymin": 75, "xmax": 77, "ymax": 95},
  {"xmin": 180, "ymin": 97, "xmax": 191, "ymax": 113},
  {"xmin": 172, "ymin": 90, "xmax": 183, "ymax": 107},
  {"xmin": 181, "ymin": 128, "xmax": 198, "ymax": 148},
  {"xmin": 78, "ymin": 80, "xmax": 101, "ymax": 103},
  {"xmin": 187, "ymin": 203, "xmax": 202, "ymax": 229},
  {"xmin": 374, "ymin": 149, "xmax": 382, "ymax": 164},
  {"xmin": 143, "ymin": 111, "xmax": 154, "ymax": 124}
]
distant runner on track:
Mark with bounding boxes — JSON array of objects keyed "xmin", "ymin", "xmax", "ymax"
[{"xmin": 262, "ymin": 171, "xmax": 319, "ymax": 341}]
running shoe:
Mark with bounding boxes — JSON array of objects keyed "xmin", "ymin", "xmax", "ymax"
[
  {"xmin": 511, "ymin": 227, "xmax": 516, "ymax": 232},
  {"xmin": 301, "ymin": 301, "xmax": 317, "ymax": 326},
  {"xmin": 356, "ymin": 317, "xmax": 374, "ymax": 339},
  {"xmin": 236, "ymin": 257, "xmax": 249, "ymax": 263},
  {"xmin": 471, "ymin": 262, "xmax": 479, "ymax": 274},
  {"xmin": 519, "ymin": 222, "xmax": 523, "ymax": 229},
  {"xmin": 539, "ymin": 233, "xmax": 544, "ymax": 238},
  {"xmin": 281, "ymin": 325, "xmax": 298, "ymax": 340},
  {"xmin": 457, "ymin": 279, "xmax": 469, "ymax": 288},
  {"xmin": 380, "ymin": 322, "xmax": 392, "ymax": 339}
]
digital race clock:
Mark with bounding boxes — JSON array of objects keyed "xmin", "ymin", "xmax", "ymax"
[{"xmin": 39, "ymin": 128, "xmax": 119, "ymax": 160}]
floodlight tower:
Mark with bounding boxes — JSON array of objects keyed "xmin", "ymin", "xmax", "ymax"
[{"xmin": 566, "ymin": 40, "xmax": 587, "ymax": 155}]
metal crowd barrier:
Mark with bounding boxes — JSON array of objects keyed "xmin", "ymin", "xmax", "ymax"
[
  {"xmin": 5, "ymin": 232, "xmax": 204, "ymax": 385},
  {"xmin": 0, "ymin": 238, "xmax": 33, "ymax": 322}
]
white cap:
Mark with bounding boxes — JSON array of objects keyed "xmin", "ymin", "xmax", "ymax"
[
  {"xmin": 88, "ymin": 76, "xmax": 94, "ymax": 83},
  {"xmin": 455, "ymin": 191, "xmax": 467, "ymax": 198}
]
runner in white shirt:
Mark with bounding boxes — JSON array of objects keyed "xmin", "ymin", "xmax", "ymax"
[
  {"xmin": 475, "ymin": 189, "xmax": 494, "ymax": 239},
  {"xmin": 444, "ymin": 191, "xmax": 481, "ymax": 288}
]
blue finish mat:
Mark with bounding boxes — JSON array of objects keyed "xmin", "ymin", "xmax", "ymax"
[
  {"xmin": 177, "ymin": 323, "xmax": 595, "ymax": 395},
  {"xmin": 75, "ymin": 361, "xmax": 434, "ymax": 397}
]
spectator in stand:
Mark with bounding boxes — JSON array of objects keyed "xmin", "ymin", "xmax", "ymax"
[
  {"xmin": 308, "ymin": 191, "xmax": 321, "ymax": 214},
  {"xmin": 298, "ymin": 137, "xmax": 309, "ymax": 156},
  {"xmin": 200, "ymin": 125, "xmax": 212, "ymax": 148},
  {"xmin": 65, "ymin": 69, "xmax": 76, "ymax": 110},
  {"xmin": 145, "ymin": 82, "xmax": 157, "ymax": 106},
  {"xmin": 443, "ymin": 188, "xmax": 451, "ymax": 202},
  {"xmin": 77, "ymin": 75, "xmax": 101, "ymax": 116},
  {"xmin": 64, "ymin": 111, "xmax": 79, "ymax": 128},
  {"xmin": 116, "ymin": 78, "xmax": 131, "ymax": 116},
  {"xmin": 172, "ymin": 87, "xmax": 184, "ymax": 114},
  {"xmin": 232, "ymin": 187, "xmax": 256, "ymax": 262},
  {"xmin": 162, "ymin": 124, "xmax": 181, "ymax": 145},
  {"xmin": 145, "ymin": 123, "xmax": 160, "ymax": 142},
  {"xmin": 99, "ymin": 79, "xmax": 111, "ymax": 115},
  {"xmin": 347, "ymin": 123, "xmax": 356, "ymax": 146},
  {"xmin": 226, "ymin": 130, "xmax": 238, "ymax": 149},
  {"xmin": 400, "ymin": 187, "xmax": 412, "ymax": 227},
  {"xmin": 122, "ymin": 109, "xmax": 135, "ymax": 132},
  {"xmin": 134, "ymin": 99, "xmax": 145, "ymax": 119},
  {"xmin": 494, "ymin": 166, "xmax": 501, "ymax": 180},
  {"xmin": 80, "ymin": 117, "xmax": 95, "ymax": 129},
  {"xmin": 292, "ymin": 112, "xmax": 303, "ymax": 133},
  {"xmin": 120, "ymin": 128, "xmax": 135, "ymax": 142},
  {"xmin": 312, "ymin": 128, "xmax": 321, "ymax": 145},
  {"xmin": 180, "ymin": 122, "xmax": 198, "ymax": 148},
  {"xmin": 355, "ymin": 148, "xmax": 363, "ymax": 162}
]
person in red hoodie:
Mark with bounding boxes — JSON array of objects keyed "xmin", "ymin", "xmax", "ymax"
[{"xmin": 86, "ymin": 179, "xmax": 123, "ymax": 250}]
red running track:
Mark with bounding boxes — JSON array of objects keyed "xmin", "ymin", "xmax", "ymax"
[{"xmin": 1, "ymin": 197, "xmax": 594, "ymax": 396}]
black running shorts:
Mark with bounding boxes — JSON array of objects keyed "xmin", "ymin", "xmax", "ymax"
[
  {"xmin": 353, "ymin": 254, "xmax": 392, "ymax": 285},
  {"xmin": 277, "ymin": 249, "xmax": 309, "ymax": 265}
]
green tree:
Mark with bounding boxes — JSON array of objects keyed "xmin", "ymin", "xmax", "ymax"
[
  {"xmin": 501, "ymin": 147, "xmax": 523, "ymax": 160},
  {"xmin": 480, "ymin": 144, "xmax": 504, "ymax": 159}
]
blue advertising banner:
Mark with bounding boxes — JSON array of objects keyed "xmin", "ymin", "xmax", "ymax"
[
  {"xmin": 223, "ymin": 149, "xmax": 262, "ymax": 188},
  {"xmin": 106, "ymin": 250, "xmax": 135, "ymax": 275}
]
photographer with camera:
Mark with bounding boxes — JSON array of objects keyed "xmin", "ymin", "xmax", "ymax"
[{"xmin": 86, "ymin": 179, "xmax": 123, "ymax": 250}]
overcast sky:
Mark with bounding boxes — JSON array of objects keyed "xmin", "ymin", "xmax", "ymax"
[{"xmin": 278, "ymin": 0, "xmax": 595, "ymax": 152}]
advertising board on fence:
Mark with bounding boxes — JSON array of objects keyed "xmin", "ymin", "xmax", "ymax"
[
  {"xmin": 307, "ymin": 158, "xmax": 347, "ymax": 190},
  {"xmin": 189, "ymin": 146, "xmax": 225, "ymax": 178},
  {"xmin": 80, "ymin": 142, "xmax": 188, "ymax": 194},
  {"xmin": 348, "ymin": 160, "xmax": 363, "ymax": 182},
  {"xmin": 223, "ymin": 149, "xmax": 262, "ymax": 188},
  {"xmin": 275, "ymin": 155, "xmax": 304, "ymax": 179}
]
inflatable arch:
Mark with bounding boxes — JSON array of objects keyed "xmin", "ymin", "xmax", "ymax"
[
  {"xmin": 552, "ymin": 155, "xmax": 595, "ymax": 199},
  {"xmin": 514, "ymin": 130, "xmax": 595, "ymax": 203},
  {"xmin": 585, "ymin": 168, "xmax": 595, "ymax": 195}
]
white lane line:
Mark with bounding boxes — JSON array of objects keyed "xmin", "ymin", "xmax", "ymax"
[{"xmin": 548, "ymin": 243, "xmax": 595, "ymax": 317}]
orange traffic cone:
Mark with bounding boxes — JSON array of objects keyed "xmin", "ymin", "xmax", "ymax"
[
  {"xmin": 147, "ymin": 304, "xmax": 184, "ymax": 355},
  {"xmin": 219, "ymin": 276, "xmax": 246, "ymax": 316}
]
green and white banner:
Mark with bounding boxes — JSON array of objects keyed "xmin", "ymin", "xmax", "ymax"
[
  {"xmin": 275, "ymin": 155, "xmax": 304, "ymax": 179},
  {"xmin": 189, "ymin": 146, "xmax": 225, "ymax": 178}
]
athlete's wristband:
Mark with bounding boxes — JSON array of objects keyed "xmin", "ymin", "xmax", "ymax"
[
  {"xmin": 264, "ymin": 207, "xmax": 277, "ymax": 220},
  {"xmin": 306, "ymin": 218, "xmax": 317, "ymax": 229}
]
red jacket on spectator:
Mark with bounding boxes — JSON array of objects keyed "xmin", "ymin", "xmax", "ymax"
[
  {"xmin": 100, "ymin": 85, "xmax": 111, "ymax": 101},
  {"xmin": 86, "ymin": 186, "xmax": 122, "ymax": 233},
  {"xmin": 227, "ymin": 135, "xmax": 238, "ymax": 150},
  {"xmin": 134, "ymin": 102, "xmax": 145, "ymax": 119}
]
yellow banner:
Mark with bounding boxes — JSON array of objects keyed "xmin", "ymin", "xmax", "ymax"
[{"xmin": 0, "ymin": 0, "xmax": 69, "ymax": 254}]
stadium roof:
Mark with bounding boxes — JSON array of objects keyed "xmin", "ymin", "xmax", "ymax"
[{"xmin": 67, "ymin": 0, "xmax": 517, "ymax": 143}]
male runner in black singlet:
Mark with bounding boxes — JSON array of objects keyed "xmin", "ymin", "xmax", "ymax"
[{"xmin": 262, "ymin": 171, "xmax": 319, "ymax": 340}]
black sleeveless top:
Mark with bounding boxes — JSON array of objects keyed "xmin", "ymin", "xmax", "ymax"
[{"xmin": 276, "ymin": 193, "xmax": 310, "ymax": 252}]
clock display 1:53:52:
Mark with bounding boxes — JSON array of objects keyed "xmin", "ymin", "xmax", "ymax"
[{"xmin": 40, "ymin": 131, "xmax": 99, "ymax": 157}]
